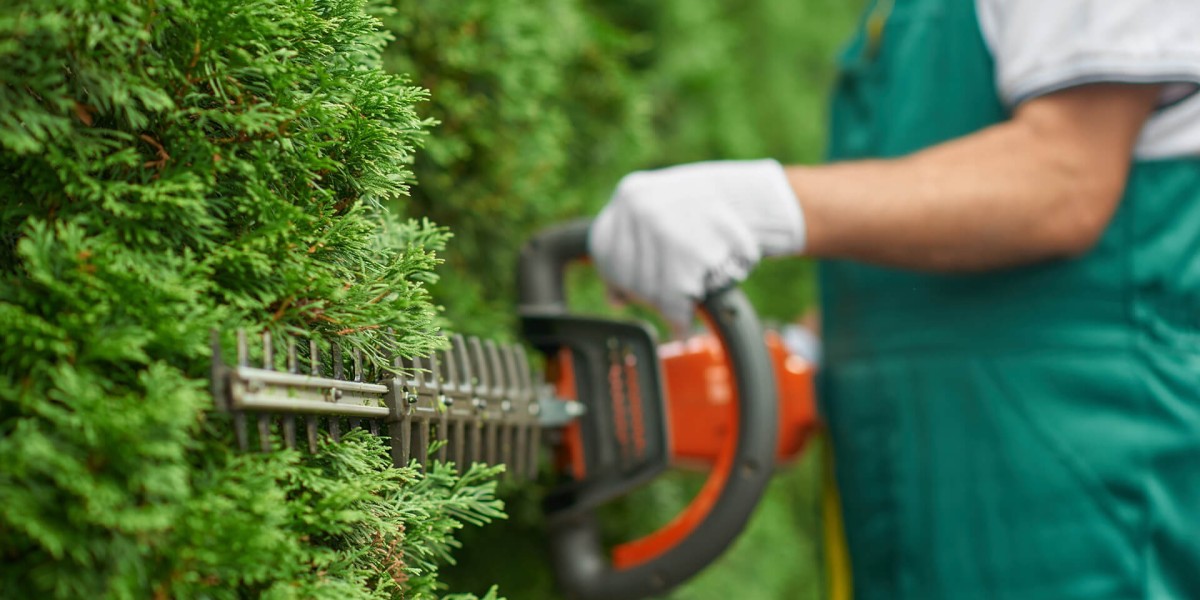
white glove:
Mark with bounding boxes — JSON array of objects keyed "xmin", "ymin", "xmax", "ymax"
[{"xmin": 588, "ymin": 159, "xmax": 806, "ymax": 332}]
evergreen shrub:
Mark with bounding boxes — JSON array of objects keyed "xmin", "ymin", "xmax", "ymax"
[{"xmin": 0, "ymin": 1, "xmax": 502, "ymax": 597}]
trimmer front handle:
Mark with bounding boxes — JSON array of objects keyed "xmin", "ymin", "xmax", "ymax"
[{"xmin": 518, "ymin": 219, "xmax": 779, "ymax": 600}]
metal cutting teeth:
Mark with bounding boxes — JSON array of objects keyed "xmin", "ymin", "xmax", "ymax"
[{"xmin": 212, "ymin": 329, "xmax": 541, "ymax": 478}]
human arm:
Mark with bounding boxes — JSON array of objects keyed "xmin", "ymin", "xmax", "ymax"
[
  {"xmin": 792, "ymin": 83, "xmax": 1162, "ymax": 271},
  {"xmin": 589, "ymin": 0, "xmax": 1200, "ymax": 328},
  {"xmin": 588, "ymin": 84, "xmax": 1161, "ymax": 329}
]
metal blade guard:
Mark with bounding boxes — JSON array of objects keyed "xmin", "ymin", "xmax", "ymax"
[{"xmin": 519, "ymin": 220, "xmax": 778, "ymax": 600}]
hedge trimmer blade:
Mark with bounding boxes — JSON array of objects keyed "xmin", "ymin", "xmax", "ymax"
[{"xmin": 210, "ymin": 329, "xmax": 552, "ymax": 478}]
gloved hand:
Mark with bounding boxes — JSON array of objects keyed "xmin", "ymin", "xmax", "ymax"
[{"xmin": 588, "ymin": 159, "xmax": 807, "ymax": 333}]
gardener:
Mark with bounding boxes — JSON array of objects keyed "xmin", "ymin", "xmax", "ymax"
[{"xmin": 588, "ymin": 1, "xmax": 1200, "ymax": 598}]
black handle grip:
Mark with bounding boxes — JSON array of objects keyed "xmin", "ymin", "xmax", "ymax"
[
  {"xmin": 518, "ymin": 218, "xmax": 592, "ymax": 314},
  {"xmin": 519, "ymin": 220, "xmax": 778, "ymax": 600}
]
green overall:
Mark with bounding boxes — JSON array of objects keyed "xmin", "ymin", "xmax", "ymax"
[{"xmin": 820, "ymin": 1, "xmax": 1200, "ymax": 598}]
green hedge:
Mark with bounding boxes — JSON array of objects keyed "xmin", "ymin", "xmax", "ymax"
[{"xmin": 0, "ymin": 1, "xmax": 501, "ymax": 597}]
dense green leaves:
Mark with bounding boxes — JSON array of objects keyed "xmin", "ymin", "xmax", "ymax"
[
  {"xmin": 0, "ymin": 1, "xmax": 499, "ymax": 597},
  {"xmin": 2, "ymin": 0, "xmax": 864, "ymax": 597}
]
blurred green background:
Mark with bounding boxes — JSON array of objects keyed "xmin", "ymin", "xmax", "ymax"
[{"xmin": 384, "ymin": 1, "xmax": 866, "ymax": 598}]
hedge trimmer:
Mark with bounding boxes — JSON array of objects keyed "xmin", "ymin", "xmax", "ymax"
[{"xmin": 211, "ymin": 220, "xmax": 816, "ymax": 600}]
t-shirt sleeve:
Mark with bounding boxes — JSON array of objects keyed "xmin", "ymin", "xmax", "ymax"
[{"xmin": 976, "ymin": 0, "xmax": 1200, "ymax": 108}]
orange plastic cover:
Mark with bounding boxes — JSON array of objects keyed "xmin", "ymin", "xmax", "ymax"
[
  {"xmin": 610, "ymin": 330, "xmax": 817, "ymax": 569},
  {"xmin": 660, "ymin": 331, "xmax": 816, "ymax": 467},
  {"xmin": 550, "ymin": 330, "xmax": 817, "ymax": 570}
]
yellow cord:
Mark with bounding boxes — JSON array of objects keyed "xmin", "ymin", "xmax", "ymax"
[
  {"xmin": 865, "ymin": 0, "xmax": 894, "ymax": 58},
  {"xmin": 821, "ymin": 431, "xmax": 852, "ymax": 600}
]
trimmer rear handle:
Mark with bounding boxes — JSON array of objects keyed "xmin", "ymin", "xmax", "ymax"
[{"xmin": 518, "ymin": 218, "xmax": 591, "ymax": 314}]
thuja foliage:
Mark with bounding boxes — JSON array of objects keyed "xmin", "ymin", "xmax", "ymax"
[
  {"xmin": 1, "ymin": 0, "xmax": 502, "ymax": 597},
  {"xmin": 382, "ymin": 0, "xmax": 650, "ymax": 338}
]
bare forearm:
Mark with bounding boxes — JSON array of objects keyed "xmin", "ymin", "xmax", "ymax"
[{"xmin": 788, "ymin": 84, "xmax": 1159, "ymax": 271}]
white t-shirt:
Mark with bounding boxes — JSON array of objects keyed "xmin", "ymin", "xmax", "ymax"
[{"xmin": 975, "ymin": 0, "xmax": 1200, "ymax": 159}]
